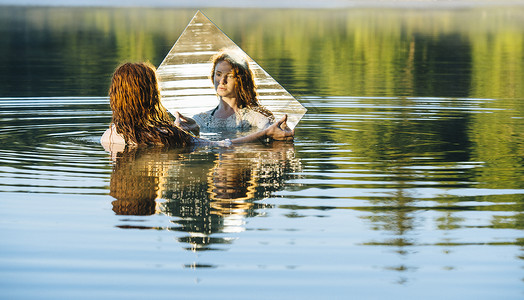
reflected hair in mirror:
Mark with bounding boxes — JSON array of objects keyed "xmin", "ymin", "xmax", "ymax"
[{"xmin": 211, "ymin": 49, "xmax": 274, "ymax": 121}]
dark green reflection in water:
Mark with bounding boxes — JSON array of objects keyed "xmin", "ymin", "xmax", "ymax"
[
  {"xmin": 1, "ymin": 6, "xmax": 523, "ymax": 100},
  {"xmin": 0, "ymin": 7, "xmax": 195, "ymax": 97}
]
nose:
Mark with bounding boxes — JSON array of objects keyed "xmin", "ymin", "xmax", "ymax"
[{"xmin": 220, "ymin": 75, "xmax": 227, "ymax": 85}]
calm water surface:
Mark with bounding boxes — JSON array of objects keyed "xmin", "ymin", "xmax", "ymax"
[{"xmin": 1, "ymin": 6, "xmax": 523, "ymax": 300}]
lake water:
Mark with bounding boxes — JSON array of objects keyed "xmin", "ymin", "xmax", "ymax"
[{"xmin": 1, "ymin": 5, "xmax": 524, "ymax": 300}]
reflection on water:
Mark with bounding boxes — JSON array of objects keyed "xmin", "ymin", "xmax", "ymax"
[
  {"xmin": 1, "ymin": 93, "xmax": 523, "ymax": 298},
  {"xmin": 0, "ymin": 98, "xmax": 110, "ymax": 194},
  {"xmin": 1, "ymin": 6, "xmax": 523, "ymax": 100},
  {"xmin": 1, "ymin": 5, "xmax": 524, "ymax": 300},
  {"xmin": 109, "ymin": 143, "xmax": 301, "ymax": 251}
]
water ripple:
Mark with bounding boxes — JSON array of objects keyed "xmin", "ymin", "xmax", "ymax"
[{"xmin": 0, "ymin": 97, "xmax": 112, "ymax": 194}]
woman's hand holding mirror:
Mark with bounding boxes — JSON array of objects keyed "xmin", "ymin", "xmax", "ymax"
[{"xmin": 174, "ymin": 111, "xmax": 200, "ymax": 136}]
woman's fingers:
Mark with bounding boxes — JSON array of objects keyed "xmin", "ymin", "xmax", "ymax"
[{"xmin": 277, "ymin": 114, "xmax": 288, "ymax": 128}]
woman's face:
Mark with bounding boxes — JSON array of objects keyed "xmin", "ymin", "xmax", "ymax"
[{"xmin": 214, "ymin": 60, "xmax": 237, "ymax": 99}]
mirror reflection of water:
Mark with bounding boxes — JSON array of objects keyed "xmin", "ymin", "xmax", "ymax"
[{"xmin": 1, "ymin": 5, "xmax": 523, "ymax": 300}]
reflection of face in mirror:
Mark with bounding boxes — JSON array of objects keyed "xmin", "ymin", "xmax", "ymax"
[
  {"xmin": 192, "ymin": 50, "xmax": 275, "ymax": 132},
  {"xmin": 213, "ymin": 61, "xmax": 237, "ymax": 99},
  {"xmin": 156, "ymin": 11, "xmax": 307, "ymax": 130}
]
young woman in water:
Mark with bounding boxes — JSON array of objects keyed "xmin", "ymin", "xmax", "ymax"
[
  {"xmin": 190, "ymin": 50, "xmax": 275, "ymax": 131},
  {"xmin": 100, "ymin": 62, "xmax": 293, "ymax": 151}
]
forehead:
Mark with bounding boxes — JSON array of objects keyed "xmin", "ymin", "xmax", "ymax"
[{"xmin": 215, "ymin": 60, "xmax": 234, "ymax": 73}]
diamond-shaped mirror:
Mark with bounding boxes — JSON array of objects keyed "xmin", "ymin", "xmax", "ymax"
[{"xmin": 157, "ymin": 10, "xmax": 306, "ymax": 130}]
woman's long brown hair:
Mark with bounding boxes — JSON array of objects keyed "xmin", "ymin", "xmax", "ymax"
[
  {"xmin": 211, "ymin": 51, "xmax": 275, "ymax": 122},
  {"xmin": 109, "ymin": 62, "xmax": 193, "ymax": 148}
]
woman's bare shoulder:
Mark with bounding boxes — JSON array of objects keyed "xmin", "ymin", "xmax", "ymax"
[{"xmin": 100, "ymin": 125, "xmax": 126, "ymax": 153}]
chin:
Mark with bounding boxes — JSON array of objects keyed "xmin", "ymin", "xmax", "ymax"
[{"xmin": 218, "ymin": 92, "xmax": 233, "ymax": 98}]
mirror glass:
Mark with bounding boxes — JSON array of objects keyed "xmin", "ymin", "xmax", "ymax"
[{"xmin": 157, "ymin": 11, "xmax": 306, "ymax": 130}]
